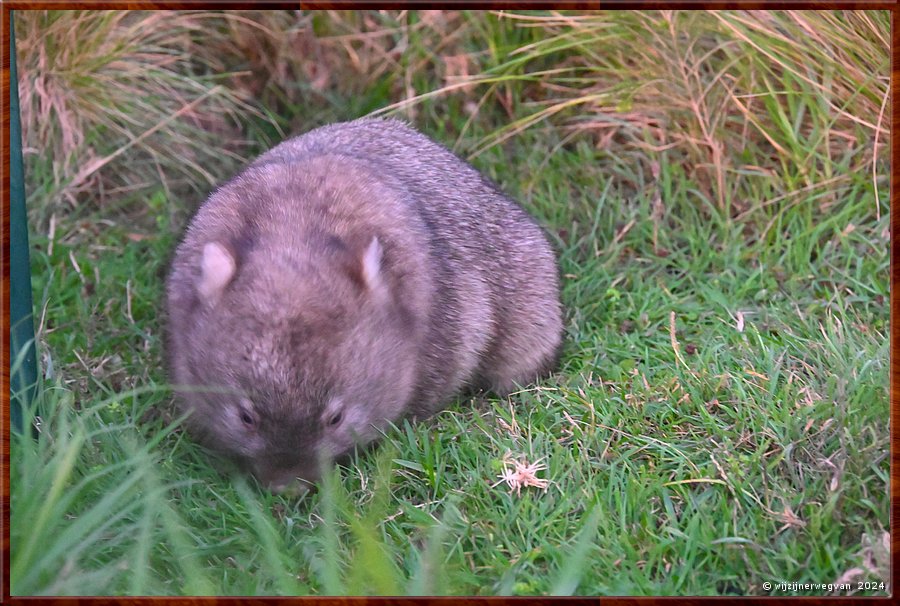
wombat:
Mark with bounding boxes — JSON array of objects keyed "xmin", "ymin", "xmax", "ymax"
[{"xmin": 165, "ymin": 118, "xmax": 562, "ymax": 492}]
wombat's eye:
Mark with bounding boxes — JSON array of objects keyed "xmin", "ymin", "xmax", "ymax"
[
  {"xmin": 238, "ymin": 404, "xmax": 256, "ymax": 428},
  {"xmin": 327, "ymin": 411, "xmax": 343, "ymax": 427}
]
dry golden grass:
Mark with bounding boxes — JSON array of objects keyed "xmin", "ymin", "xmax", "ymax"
[
  {"xmin": 191, "ymin": 11, "xmax": 473, "ymax": 118},
  {"xmin": 379, "ymin": 10, "xmax": 889, "ymax": 216},
  {"xmin": 15, "ymin": 11, "xmax": 256, "ymax": 219},
  {"xmin": 18, "ymin": 10, "xmax": 888, "ymax": 223}
]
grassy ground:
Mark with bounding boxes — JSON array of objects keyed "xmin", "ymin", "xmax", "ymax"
[{"xmin": 10, "ymin": 10, "xmax": 890, "ymax": 596}]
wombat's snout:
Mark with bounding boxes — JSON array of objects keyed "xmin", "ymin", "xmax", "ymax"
[
  {"xmin": 268, "ymin": 479, "xmax": 312, "ymax": 497},
  {"xmin": 255, "ymin": 463, "xmax": 318, "ymax": 495}
]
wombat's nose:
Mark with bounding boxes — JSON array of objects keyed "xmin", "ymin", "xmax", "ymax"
[
  {"xmin": 268, "ymin": 479, "xmax": 311, "ymax": 496},
  {"xmin": 255, "ymin": 459, "xmax": 319, "ymax": 494},
  {"xmin": 260, "ymin": 468, "xmax": 316, "ymax": 495}
]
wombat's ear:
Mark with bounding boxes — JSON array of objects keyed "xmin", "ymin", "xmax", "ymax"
[
  {"xmin": 197, "ymin": 241, "xmax": 236, "ymax": 303},
  {"xmin": 360, "ymin": 237, "xmax": 383, "ymax": 292}
]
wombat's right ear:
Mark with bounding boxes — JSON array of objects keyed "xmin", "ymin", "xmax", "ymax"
[{"xmin": 197, "ymin": 241, "xmax": 236, "ymax": 303}]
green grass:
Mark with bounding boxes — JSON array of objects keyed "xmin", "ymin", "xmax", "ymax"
[{"xmin": 11, "ymin": 9, "xmax": 889, "ymax": 597}]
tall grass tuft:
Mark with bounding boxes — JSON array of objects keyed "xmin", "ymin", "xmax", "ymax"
[
  {"xmin": 9, "ymin": 375, "xmax": 211, "ymax": 595},
  {"xmin": 15, "ymin": 11, "xmax": 257, "ymax": 227},
  {"xmin": 191, "ymin": 10, "xmax": 476, "ymax": 125},
  {"xmin": 377, "ymin": 11, "xmax": 888, "ymax": 220}
]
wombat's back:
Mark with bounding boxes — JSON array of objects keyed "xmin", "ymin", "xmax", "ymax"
[{"xmin": 255, "ymin": 118, "xmax": 562, "ymax": 408}]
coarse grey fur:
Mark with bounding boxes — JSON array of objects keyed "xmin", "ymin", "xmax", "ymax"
[{"xmin": 165, "ymin": 117, "xmax": 562, "ymax": 492}]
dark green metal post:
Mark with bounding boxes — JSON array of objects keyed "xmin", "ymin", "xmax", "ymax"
[{"xmin": 10, "ymin": 12, "xmax": 38, "ymax": 434}]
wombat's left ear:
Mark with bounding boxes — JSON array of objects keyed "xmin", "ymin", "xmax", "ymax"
[
  {"xmin": 197, "ymin": 241, "xmax": 236, "ymax": 303},
  {"xmin": 360, "ymin": 237, "xmax": 383, "ymax": 292}
]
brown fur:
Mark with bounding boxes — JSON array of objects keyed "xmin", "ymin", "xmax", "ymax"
[{"xmin": 165, "ymin": 118, "xmax": 562, "ymax": 491}]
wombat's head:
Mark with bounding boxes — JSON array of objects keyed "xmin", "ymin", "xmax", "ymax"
[{"xmin": 167, "ymin": 232, "xmax": 419, "ymax": 493}]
